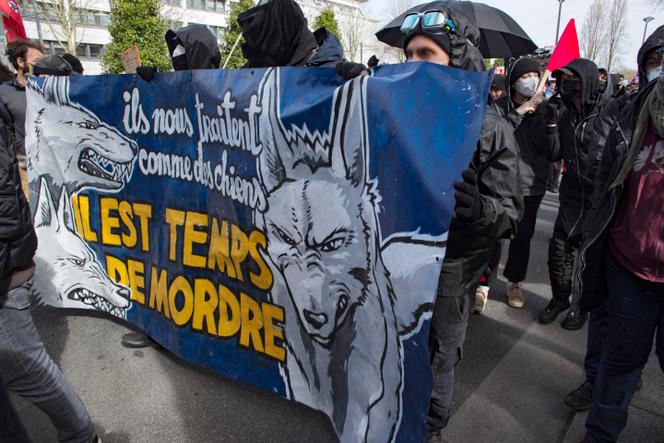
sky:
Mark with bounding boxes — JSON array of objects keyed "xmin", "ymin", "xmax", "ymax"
[{"xmin": 364, "ymin": 0, "xmax": 663, "ymax": 71}]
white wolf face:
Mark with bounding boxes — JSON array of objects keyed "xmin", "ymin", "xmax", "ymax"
[
  {"xmin": 257, "ymin": 70, "xmax": 378, "ymax": 344},
  {"xmin": 26, "ymin": 77, "xmax": 138, "ymax": 192},
  {"xmin": 33, "ymin": 178, "xmax": 130, "ymax": 316}
]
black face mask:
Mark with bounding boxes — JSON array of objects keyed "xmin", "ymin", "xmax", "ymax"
[
  {"xmin": 559, "ymin": 78, "xmax": 581, "ymax": 101},
  {"xmin": 598, "ymin": 79, "xmax": 607, "ymax": 93}
]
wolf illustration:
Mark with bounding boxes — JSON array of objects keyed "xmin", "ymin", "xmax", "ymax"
[
  {"xmin": 32, "ymin": 178, "xmax": 130, "ymax": 318},
  {"xmin": 25, "ymin": 76, "xmax": 138, "ymax": 196},
  {"xmin": 256, "ymin": 68, "xmax": 431, "ymax": 443}
]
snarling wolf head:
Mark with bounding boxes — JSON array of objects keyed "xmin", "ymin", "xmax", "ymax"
[
  {"xmin": 26, "ymin": 77, "xmax": 137, "ymax": 192},
  {"xmin": 256, "ymin": 69, "xmax": 385, "ymax": 345},
  {"xmin": 33, "ymin": 178, "xmax": 130, "ymax": 317}
]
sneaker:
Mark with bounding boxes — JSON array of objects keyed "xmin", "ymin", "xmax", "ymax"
[
  {"xmin": 121, "ymin": 331, "xmax": 154, "ymax": 349},
  {"xmin": 538, "ymin": 298, "xmax": 570, "ymax": 324},
  {"xmin": 474, "ymin": 285, "xmax": 489, "ymax": 314},
  {"xmin": 562, "ymin": 306, "xmax": 588, "ymax": 330},
  {"xmin": 506, "ymin": 282, "xmax": 525, "ymax": 309},
  {"xmin": 564, "ymin": 379, "xmax": 593, "ymax": 411}
]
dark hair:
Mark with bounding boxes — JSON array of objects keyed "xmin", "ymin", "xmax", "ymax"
[
  {"xmin": 0, "ymin": 62, "xmax": 13, "ymax": 83},
  {"xmin": 5, "ymin": 39, "xmax": 46, "ymax": 70},
  {"xmin": 62, "ymin": 53, "xmax": 84, "ymax": 74}
]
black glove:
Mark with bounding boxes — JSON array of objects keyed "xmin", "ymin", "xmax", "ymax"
[
  {"xmin": 136, "ymin": 66, "xmax": 157, "ymax": 82},
  {"xmin": 546, "ymin": 95, "xmax": 562, "ymax": 126},
  {"xmin": 453, "ymin": 169, "xmax": 482, "ymax": 221},
  {"xmin": 367, "ymin": 55, "xmax": 379, "ymax": 68},
  {"xmin": 336, "ymin": 61, "xmax": 368, "ymax": 81}
]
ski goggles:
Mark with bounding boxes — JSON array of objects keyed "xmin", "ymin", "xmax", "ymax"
[{"xmin": 400, "ymin": 10, "xmax": 456, "ymax": 35}]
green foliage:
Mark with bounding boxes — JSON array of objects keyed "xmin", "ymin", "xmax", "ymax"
[
  {"xmin": 313, "ymin": 7, "xmax": 340, "ymax": 39},
  {"xmin": 102, "ymin": 0, "xmax": 171, "ymax": 74},
  {"xmin": 484, "ymin": 58, "xmax": 505, "ymax": 69},
  {"xmin": 220, "ymin": 0, "xmax": 255, "ymax": 69}
]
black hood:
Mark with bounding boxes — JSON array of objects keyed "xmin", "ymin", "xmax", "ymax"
[
  {"xmin": 403, "ymin": 3, "xmax": 484, "ymax": 72},
  {"xmin": 306, "ymin": 28, "xmax": 345, "ymax": 67},
  {"xmin": 165, "ymin": 24, "xmax": 221, "ymax": 70},
  {"xmin": 238, "ymin": 0, "xmax": 318, "ymax": 68},
  {"xmin": 554, "ymin": 58, "xmax": 599, "ymax": 115},
  {"xmin": 638, "ymin": 25, "xmax": 664, "ymax": 89}
]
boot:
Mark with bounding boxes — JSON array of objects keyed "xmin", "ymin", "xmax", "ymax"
[
  {"xmin": 506, "ymin": 282, "xmax": 525, "ymax": 309},
  {"xmin": 538, "ymin": 298, "xmax": 570, "ymax": 324},
  {"xmin": 564, "ymin": 378, "xmax": 593, "ymax": 411},
  {"xmin": 562, "ymin": 305, "xmax": 588, "ymax": 330}
]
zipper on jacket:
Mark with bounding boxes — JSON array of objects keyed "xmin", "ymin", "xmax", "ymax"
[{"xmin": 567, "ymin": 112, "xmax": 598, "ymax": 240}]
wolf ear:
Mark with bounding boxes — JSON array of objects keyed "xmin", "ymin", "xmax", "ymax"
[
  {"xmin": 57, "ymin": 190, "xmax": 76, "ymax": 232},
  {"xmin": 257, "ymin": 68, "xmax": 290, "ymax": 194},
  {"xmin": 40, "ymin": 76, "xmax": 70, "ymax": 107},
  {"xmin": 330, "ymin": 76, "xmax": 369, "ymax": 188},
  {"xmin": 34, "ymin": 177, "xmax": 58, "ymax": 230}
]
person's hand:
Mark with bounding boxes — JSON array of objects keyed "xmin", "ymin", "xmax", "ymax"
[
  {"xmin": 336, "ymin": 62, "xmax": 368, "ymax": 80},
  {"xmin": 516, "ymin": 92, "xmax": 544, "ymax": 115},
  {"xmin": 136, "ymin": 66, "xmax": 157, "ymax": 82},
  {"xmin": 453, "ymin": 169, "xmax": 482, "ymax": 221}
]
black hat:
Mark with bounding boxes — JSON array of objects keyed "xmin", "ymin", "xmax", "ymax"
[
  {"xmin": 62, "ymin": 53, "xmax": 83, "ymax": 74},
  {"xmin": 508, "ymin": 57, "xmax": 540, "ymax": 86},
  {"xmin": 33, "ymin": 54, "xmax": 73, "ymax": 76},
  {"xmin": 403, "ymin": 30, "xmax": 452, "ymax": 57}
]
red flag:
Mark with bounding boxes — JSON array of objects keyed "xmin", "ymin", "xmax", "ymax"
[
  {"xmin": 0, "ymin": 0, "xmax": 27, "ymax": 42},
  {"xmin": 546, "ymin": 19, "xmax": 581, "ymax": 72}
]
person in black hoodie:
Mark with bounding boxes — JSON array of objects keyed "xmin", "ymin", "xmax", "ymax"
[
  {"xmin": 397, "ymin": 9, "xmax": 522, "ymax": 441},
  {"xmin": 538, "ymin": 58, "xmax": 603, "ymax": 330},
  {"xmin": 485, "ymin": 57, "xmax": 558, "ymax": 312},
  {"xmin": 564, "ymin": 25, "xmax": 664, "ymax": 417},
  {"xmin": 166, "ymin": 24, "xmax": 221, "ymax": 70},
  {"xmin": 238, "ymin": 0, "xmax": 345, "ymax": 69}
]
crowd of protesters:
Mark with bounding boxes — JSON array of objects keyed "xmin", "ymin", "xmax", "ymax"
[{"xmin": 0, "ymin": 1, "xmax": 662, "ymax": 442}]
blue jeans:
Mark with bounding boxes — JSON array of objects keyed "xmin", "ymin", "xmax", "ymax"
[
  {"xmin": 0, "ymin": 277, "xmax": 95, "ymax": 442},
  {"xmin": 584, "ymin": 304, "xmax": 608, "ymax": 380},
  {"xmin": 586, "ymin": 255, "xmax": 664, "ymax": 442}
]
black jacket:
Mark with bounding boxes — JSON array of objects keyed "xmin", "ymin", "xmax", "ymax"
[
  {"xmin": 0, "ymin": 79, "xmax": 26, "ymax": 157},
  {"xmin": 436, "ymin": 7, "xmax": 522, "ymax": 295},
  {"xmin": 0, "ymin": 111, "xmax": 37, "ymax": 283},
  {"xmin": 491, "ymin": 58, "xmax": 558, "ymax": 196},
  {"xmin": 166, "ymin": 24, "xmax": 221, "ymax": 70},
  {"xmin": 552, "ymin": 59, "xmax": 604, "ymax": 237},
  {"xmin": 306, "ymin": 28, "xmax": 345, "ymax": 68},
  {"xmin": 574, "ymin": 81, "xmax": 656, "ymax": 313}
]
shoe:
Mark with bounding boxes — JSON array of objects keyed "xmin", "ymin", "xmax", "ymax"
[
  {"xmin": 506, "ymin": 282, "xmax": 525, "ymax": 309},
  {"xmin": 564, "ymin": 379, "xmax": 593, "ymax": 411},
  {"xmin": 121, "ymin": 331, "xmax": 154, "ymax": 348},
  {"xmin": 474, "ymin": 285, "xmax": 489, "ymax": 314},
  {"xmin": 538, "ymin": 299, "xmax": 570, "ymax": 324},
  {"xmin": 427, "ymin": 431, "xmax": 445, "ymax": 443},
  {"xmin": 562, "ymin": 306, "xmax": 588, "ymax": 330}
]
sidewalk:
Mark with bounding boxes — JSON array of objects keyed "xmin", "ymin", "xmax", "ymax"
[{"xmin": 12, "ymin": 193, "xmax": 664, "ymax": 442}]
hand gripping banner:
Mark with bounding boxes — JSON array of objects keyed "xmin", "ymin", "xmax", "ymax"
[{"xmin": 26, "ymin": 63, "xmax": 490, "ymax": 442}]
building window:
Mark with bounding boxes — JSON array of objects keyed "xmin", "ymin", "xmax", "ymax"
[
  {"xmin": 187, "ymin": 0, "xmax": 225, "ymax": 12},
  {"xmin": 45, "ymin": 41, "xmax": 104, "ymax": 60},
  {"xmin": 161, "ymin": 0, "xmax": 181, "ymax": 6}
]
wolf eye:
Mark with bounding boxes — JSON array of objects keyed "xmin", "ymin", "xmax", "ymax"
[
  {"xmin": 321, "ymin": 238, "xmax": 344, "ymax": 252},
  {"xmin": 78, "ymin": 121, "xmax": 97, "ymax": 130},
  {"xmin": 275, "ymin": 226, "xmax": 297, "ymax": 246},
  {"xmin": 68, "ymin": 257, "xmax": 86, "ymax": 266}
]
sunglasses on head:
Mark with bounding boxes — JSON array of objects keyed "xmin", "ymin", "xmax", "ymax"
[{"xmin": 400, "ymin": 10, "xmax": 456, "ymax": 35}]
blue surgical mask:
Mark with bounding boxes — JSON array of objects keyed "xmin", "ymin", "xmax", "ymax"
[{"xmin": 646, "ymin": 66, "xmax": 662, "ymax": 83}]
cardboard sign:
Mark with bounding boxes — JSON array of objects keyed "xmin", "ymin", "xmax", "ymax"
[{"xmin": 119, "ymin": 46, "xmax": 142, "ymax": 73}]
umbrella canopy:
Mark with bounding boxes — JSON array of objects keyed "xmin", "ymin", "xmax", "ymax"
[{"xmin": 376, "ymin": 1, "xmax": 538, "ymax": 59}]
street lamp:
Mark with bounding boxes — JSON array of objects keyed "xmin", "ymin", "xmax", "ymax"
[
  {"xmin": 643, "ymin": 16, "xmax": 655, "ymax": 45},
  {"xmin": 555, "ymin": 0, "xmax": 565, "ymax": 45}
]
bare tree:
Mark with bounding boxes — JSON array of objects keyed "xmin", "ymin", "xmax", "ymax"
[
  {"xmin": 651, "ymin": 0, "xmax": 664, "ymax": 8},
  {"xmin": 383, "ymin": 0, "xmax": 419, "ymax": 21},
  {"xmin": 581, "ymin": 0, "xmax": 606, "ymax": 64},
  {"xmin": 36, "ymin": 0, "xmax": 94, "ymax": 54},
  {"xmin": 604, "ymin": 0, "xmax": 627, "ymax": 72},
  {"xmin": 341, "ymin": 10, "xmax": 364, "ymax": 62}
]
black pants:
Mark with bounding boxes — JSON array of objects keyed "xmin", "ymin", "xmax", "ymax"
[
  {"xmin": 1, "ymin": 379, "xmax": 31, "ymax": 442},
  {"xmin": 547, "ymin": 215, "xmax": 580, "ymax": 303},
  {"xmin": 504, "ymin": 194, "xmax": 544, "ymax": 283},
  {"xmin": 479, "ymin": 241, "xmax": 503, "ymax": 287}
]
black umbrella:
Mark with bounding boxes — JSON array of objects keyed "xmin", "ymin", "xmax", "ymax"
[{"xmin": 376, "ymin": 1, "xmax": 538, "ymax": 59}]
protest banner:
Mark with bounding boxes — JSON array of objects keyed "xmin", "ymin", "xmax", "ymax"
[{"xmin": 25, "ymin": 64, "xmax": 490, "ymax": 442}]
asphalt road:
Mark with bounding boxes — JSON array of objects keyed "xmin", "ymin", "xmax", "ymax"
[{"xmin": 11, "ymin": 192, "xmax": 664, "ymax": 442}]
